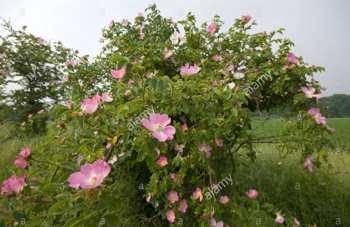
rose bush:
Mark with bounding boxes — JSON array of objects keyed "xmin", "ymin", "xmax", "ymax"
[{"xmin": 0, "ymin": 5, "xmax": 333, "ymax": 226}]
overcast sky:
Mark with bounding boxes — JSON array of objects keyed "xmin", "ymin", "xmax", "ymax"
[{"xmin": 1, "ymin": 0, "xmax": 349, "ymax": 96}]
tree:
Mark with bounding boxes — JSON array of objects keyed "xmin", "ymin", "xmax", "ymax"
[{"xmin": 0, "ymin": 22, "xmax": 74, "ymax": 126}]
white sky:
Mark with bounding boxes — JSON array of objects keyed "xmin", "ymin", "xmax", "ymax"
[{"xmin": 1, "ymin": 0, "xmax": 349, "ymax": 95}]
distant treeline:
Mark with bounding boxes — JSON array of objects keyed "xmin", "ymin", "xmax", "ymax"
[{"xmin": 320, "ymin": 94, "xmax": 350, "ymax": 118}]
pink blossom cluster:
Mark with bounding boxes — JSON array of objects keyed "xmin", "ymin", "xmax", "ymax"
[
  {"xmin": 308, "ymin": 107, "xmax": 327, "ymax": 125},
  {"xmin": 301, "ymin": 87, "xmax": 321, "ymax": 100},
  {"xmin": 14, "ymin": 147, "xmax": 32, "ymax": 169},
  {"xmin": 142, "ymin": 113, "xmax": 176, "ymax": 142},
  {"xmin": 81, "ymin": 93, "xmax": 113, "ymax": 114},
  {"xmin": 180, "ymin": 64, "xmax": 201, "ymax": 76},
  {"xmin": 68, "ymin": 159, "xmax": 111, "ymax": 189},
  {"xmin": 1, "ymin": 175, "xmax": 26, "ymax": 196}
]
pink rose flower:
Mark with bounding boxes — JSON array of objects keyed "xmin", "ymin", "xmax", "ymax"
[
  {"xmin": 210, "ymin": 218, "xmax": 224, "ymax": 227},
  {"xmin": 111, "ymin": 67, "xmax": 127, "ymax": 80},
  {"xmin": 142, "ymin": 113, "xmax": 176, "ymax": 142},
  {"xmin": 180, "ymin": 64, "xmax": 200, "ymax": 76},
  {"xmin": 170, "ymin": 173, "xmax": 177, "ymax": 182},
  {"xmin": 19, "ymin": 147, "xmax": 31, "ymax": 158},
  {"xmin": 241, "ymin": 15, "xmax": 252, "ymax": 24},
  {"xmin": 275, "ymin": 213, "xmax": 285, "ymax": 224},
  {"xmin": 304, "ymin": 154, "xmax": 315, "ymax": 172},
  {"xmin": 246, "ymin": 189, "xmax": 258, "ymax": 199},
  {"xmin": 198, "ymin": 143, "xmax": 212, "ymax": 158},
  {"xmin": 219, "ymin": 195, "xmax": 230, "ymax": 204},
  {"xmin": 192, "ymin": 187, "xmax": 203, "ymax": 202},
  {"xmin": 64, "ymin": 60, "xmax": 76, "ymax": 66},
  {"xmin": 14, "ymin": 156, "xmax": 28, "ymax": 169},
  {"xmin": 156, "ymin": 155, "xmax": 168, "ymax": 168},
  {"xmin": 167, "ymin": 190, "xmax": 179, "ymax": 204},
  {"xmin": 212, "ymin": 54, "xmax": 222, "ymax": 62},
  {"xmin": 81, "ymin": 95, "xmax": 101, "ymax": 114},
  {"xmin": 1, "ymin": 175, "xmax": 26, "ymax": 196},
  {"xmin": 207, "ymin": 21, "xmax": 218, "ymax": 35},
  {"xmin": 308, "ymin": 107, "xmax": 327, "ymax": 125},
  {"xmin": 68, "ymin": 159, "xmax": 111, "ymax": 189},
  {"xmin": 166, "ymin": 209, "xmax": 176, "ymax": 223},
  {"xmin": 121, "ymin": 19, "xmax": 129, "ymax": 27},
  {"xmin": 178, "ymin": 199, "xmax": 188, "ymax": 213},
  {"xmin": 287, "ymin": 52, "xmax": 299, "ymax": 65},
  {"xmin": 101, "ymin": 93, "xmax": 113, "ymax": 102},
  {"xmin": 215, "ymin": 138, "xmax": 224, "ymax": 148},
  {"xmin": 301, "ymin": 87, "xmax": 321, "ymax": 100}
]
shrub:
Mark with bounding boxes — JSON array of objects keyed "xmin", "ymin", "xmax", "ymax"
[{"xmin": 0, "ymin": 5, "xmax": 334, "ymax": 226}]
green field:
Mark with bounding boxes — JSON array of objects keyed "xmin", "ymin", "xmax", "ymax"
[{"xmin": 1, "ymin": 118, "xmax": 350, "ymax": 226}]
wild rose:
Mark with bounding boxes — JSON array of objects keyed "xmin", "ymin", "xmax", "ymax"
[
  {"xmin": 68, "ymin": 159, "xmax": 111, "ymax": 189},
  {"xmin": 192, "ymin": 187, "xmax": 203, "ymax": 202},
  {"xmin": 287, "ymin": 52, "xmax": 299, "ymax": 64},
  {"xmin": 178, "ymin": 199, "xmax": 188, "ymax": 213},
  {"xmin": 304, "ymin": 154, "xmax": 315, "ymax": 172},
  {"xmin": 111, "ymin": 67, "xmax": 127, "ymax": 80},
  {"xmin": 156, "ymin": 156, "xmax": 168, "ymax": 168},
  {"xmin": 170, "ymin": 173, "xmax": 177, "ymax": 182},
  {"xmin": 275, "ymin": 213, "xmax": 285, "ymax": 224},
  {"xmin": 101, "ymin": 93, "xmax": 113, "ymax": 102},
  {"xmin": 1, "ymin": 175, "xmax": 26, "ymax": 196},
  {"xmin": 301, "ymin": 87, "xmax": 321, "ymax": 100},
  {"xmin": 142, "ymin": 113, "xmax": 176, "ymax": 142},
  {"xmin": 212, "ymin": 54, "xmax": 222, "ymax": 62},
  {"xmin": 246, "ymin": 188, "xmax": 258, "ymax": 199},
  {"xmin": 19, "ymin": 147, "xmax": 31, "ymax": 158},
  {"xmin": 167, "ymin": 190, "xmax": 179, "ymax": 204},
  {"xmin": 308, "ymin": 107, "xmax": 327, "ymax": 125},
  {"xmin": 14, "ymin": 156, "xmax": 28, "ymax": 169},
  {"xmin": 81, "ymin": 95, "xmax": 100, "ymax": 114},
  {"xmin": 198, "ymin": 143, "xmax": 212, "ymax": 158},
  {"xmin": 180, "ymin": 64, "xmax": 200, "ymax": 76},
  {"xmin": 219, "ymin": 195, "xmax": 230, "ymax": 204},
  {"xmin": 210, "ymin": 218, "xmax": 224, "ymax": 227},
  {"xmin": 207, "ymin": 21, "xmax": 218, "ymax": 35},
  {"xmin": 121, "ymin": 19, "xmax": 129, "ymax": 27},
  {"xmin": 215, "ymin": 138, "xmax": 224, "ymax": 148},
  {"xmin": 241, "ymin": 15, "xmax": 252, "ymax": 23},
  {"xmin": 163, "ymin": 48, "xmax": 173, "ymax": 59},
  {"xmin": 64, "ymin": 60, "xmax": 76, "ymax": 66},
  {"xmin": 166, "ymin": 209, "xmax": 175, "ymax": 223}
]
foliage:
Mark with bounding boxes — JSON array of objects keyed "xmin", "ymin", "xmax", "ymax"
[
  {"xmin": 0, "ymin": 22, "xmax": 75, "ymax": 133},
  {"xmin": 0, "ymin": 5, "xmax": 335, "ymax": 226},
  {"xmin": 320, "ymin": 94, "xmax": 350, "ymax": 118}
]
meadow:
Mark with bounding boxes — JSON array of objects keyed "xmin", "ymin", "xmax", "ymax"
[{"xmin": 0, "ymin": 118, "xmax": 349, "ymax": 226}]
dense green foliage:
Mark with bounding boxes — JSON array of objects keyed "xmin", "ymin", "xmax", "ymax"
[
  {"xmin": 320, "ymin": 94, "xmax": 350, "ymax": 118},
  {"xmin": 0, "ymin": 22, "xmax": 74, "ymax": 133},
  {"xmin": 0, "ymin": 5, "xmax": 339, "ymax": 227}
]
